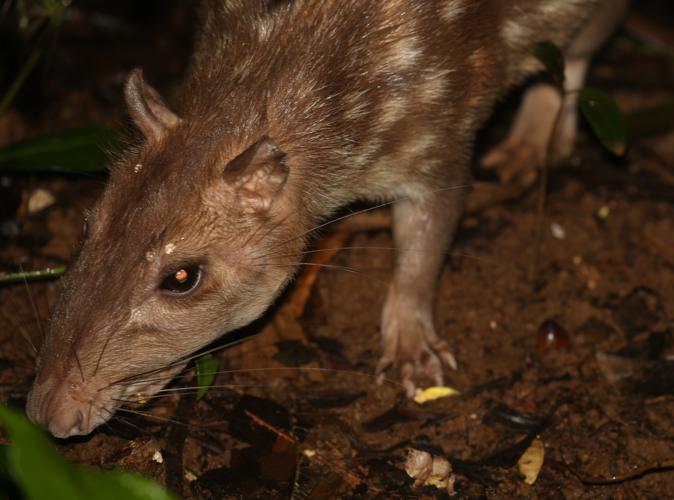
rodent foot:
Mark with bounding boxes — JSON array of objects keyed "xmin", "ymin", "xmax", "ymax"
[
  {"xmin": 375, "ymin": 327, "xmax": 457, "ymax": 398},
  {"xmin": 481, "ymin": 141, "xmax": 544, "ymax": 186}
]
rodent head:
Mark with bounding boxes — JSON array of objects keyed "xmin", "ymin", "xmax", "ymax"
[{"xmin": 26, "ymin": 69, "xmax": 304, "ymax": 438}]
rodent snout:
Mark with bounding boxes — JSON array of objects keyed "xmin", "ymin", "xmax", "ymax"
[{"xmin": 26, "ymin": 378, "xmax": 109, "ymax": 438}]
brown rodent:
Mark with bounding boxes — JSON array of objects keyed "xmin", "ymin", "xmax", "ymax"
[{"xmin": 26, "ymin": 0, "xmax": 628, "ymax": 438}]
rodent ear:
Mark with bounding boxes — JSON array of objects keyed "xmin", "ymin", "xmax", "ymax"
[
  {"xmin": 124, "ymin": 68, "xmax": 181, "ymax": 142},
  {"xmin": 223, "ymin": 136, "xmax": 289, "ymax": 214}
]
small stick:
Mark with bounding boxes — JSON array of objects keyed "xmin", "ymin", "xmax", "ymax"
[
  {"xmin": 570, "ymin": 458, "xmax": 674, "ymax": 485},
  {"xmin": 0, "ymin": 266, "xmax": 66, "ymax": 283}
]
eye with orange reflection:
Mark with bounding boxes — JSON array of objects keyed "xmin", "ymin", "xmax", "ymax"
[{"xmin": 159, "ymin": 264, "xmax": 202, "ymax": 295}]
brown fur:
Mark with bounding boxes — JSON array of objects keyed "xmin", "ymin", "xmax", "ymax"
[{"xmin": 27, "ymin": 0, "xmax": 622, "ymax": 437}]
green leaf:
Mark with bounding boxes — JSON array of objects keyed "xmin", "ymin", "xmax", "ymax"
[
  {"xmin": 0, "ymin": 405, "xmax": 176, "ymax": 500},
  {"xmin": 580, "ymin": 87, "xmax": 627, "ymax": 156},
  {"xmin": 0, "ymin": 266, "xmax": 66, "ymax": 284},
  {"xmin": 533, "ymin": 41, "xmax": 565, "ymax": 84},
  {"xmin": 0, "ymin": 126, "xmax": 119, "ymax": 173},
  {"xmin": 195, "ymin": 353, "xmax": 220, "ymax": 401}
]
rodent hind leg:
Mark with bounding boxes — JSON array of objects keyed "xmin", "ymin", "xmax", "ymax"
[
  {"xmin": 376, "ymin": 186, "xmax": 467, "ymax": 397},
  {"xmin": 481, "ymin": 82, "xmax": 564, "ymax": 185},
  {"xmin": 482, "ymin": 0, "xmax": 629, "ymax": 184}
]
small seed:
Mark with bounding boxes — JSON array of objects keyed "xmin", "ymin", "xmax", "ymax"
[{"xmin": 536, "ymin": 319, "xmax": 570, "ymax": 352}]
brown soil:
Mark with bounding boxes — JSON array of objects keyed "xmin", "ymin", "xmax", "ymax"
[{"xmin": 1, "ymin": 2, "xmax": 673, "ymax": 498}]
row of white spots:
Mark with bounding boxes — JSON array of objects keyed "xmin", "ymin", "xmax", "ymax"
[
  {"xmin": 367, "ymin": 129, "xmax": 440, "ymax": 186},
  {"xmin": 144, "ymin": 242, "xmax": 176, "ymax": 263}
]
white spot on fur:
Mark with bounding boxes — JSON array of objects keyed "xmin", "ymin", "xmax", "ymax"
[
  {"xmin": 367, "ymin": 131, "xmax": 438, "ymax": 187},
  {"xmin": 539, "ymin": 0, "xmax": 586, "ymax": 16},
  {"xmin": 352, "ymin": 138, "xmax": 382, "ymax": 168},
  {"xmin": 417, "ymin": 68, "xmax": 452, "ymax": 104},
  {"xmin": 387, "ymin": 37, "xmax": 421, "ymax": 72},
  {"xmin": 257, "ymin": 19, "xmax": 273, "ymax": 41},
  {"xmin": 378, "ymin": 95, "xmax": 408, "ymax": 127},
  {"xmin": 399, "ymin": 131, "xmax": 438, "ymax": 162},
  {"xmin": 539, "ymin": 0, "xmax": 564, "ymax": 15},
  {"xmin": 440, "ymin": 1, "xmax": 467, "ymax": 23},
  {"xmin": 164, "ymin": 243, "xmax": 176, "ymax": 255},
  {"xmin": 502, "ymin": 19, "xmax": 532, "ymax": 47},
  {"xmin": 134, "ymin": 163, "xmax": 142, "ymax": 173}
]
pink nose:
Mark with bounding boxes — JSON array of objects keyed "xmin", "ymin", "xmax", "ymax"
[
  {"xmin": 26, "ymin": 383, "xmax": 93, "ymax": 438},
  {"xmin": 46, "ymin": 407, "xmax": 86, "ymax": 439}
]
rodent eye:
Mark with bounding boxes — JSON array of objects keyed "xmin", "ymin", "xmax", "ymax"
[{"xmin": 159, "ymin": 264, "xmax": 202, "ymax": 295}]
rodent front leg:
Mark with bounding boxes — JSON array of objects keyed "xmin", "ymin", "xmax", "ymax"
[{"xmin": 376, "ymin": 186, "xmax": 466, "ymax": 397}]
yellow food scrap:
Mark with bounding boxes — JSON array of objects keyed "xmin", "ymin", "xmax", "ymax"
[
  {"xmin": 413, "ymin": 386, "xmax": 460, "ymax": 404},
  {"xmin": 518, "ymin": 438, "xmax": 545, "ymax": 485}
]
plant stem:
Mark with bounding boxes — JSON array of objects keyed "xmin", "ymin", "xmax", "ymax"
[
  {"xmin": 530, "ymin": 92, "xmax": 566, "ymax": 284},
  {"xmin": 0, "ymin": 266, "xmax": 66, "ymax": 284},
  {"xmin": 0, "ymin": 46, "xmax": 43, "ymax": 116}
]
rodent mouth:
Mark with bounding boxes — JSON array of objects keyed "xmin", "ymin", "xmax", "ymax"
[
  {"xmin": 116, "ymin": 361, "xmax": 189, "ymax": 407},
  {"xmin": 29, "ymin": 360, "xmax": 190, "ymax": 438},
  {"xmin": 62, "ymin": 364, "xmax": 186, "ymax": 437}
]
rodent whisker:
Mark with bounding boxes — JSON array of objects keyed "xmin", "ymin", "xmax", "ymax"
[
  {"xmin": 157, "ymin": 367, "xmax": 406, "ymax": 392},
  {"xmin": 92, "ymin": 327, "xmax": 116, "ymax": 379},
  {"xmin": 112, "ymin": 367, "xmax": 406, "ymax": 407},
  {"xmin": 18, "ymin": 264, "xmax": 42, "ymax": 353},
  {"xmin": 110, "ymin": 383, "xmax": 267, "ymax": 404},
  {"xmin": 115, "ymin": 407, "xmax": 212, "ymax": 428},
  {"xmin": 71, "ymin": 345, "xmax": 85, "ymax": 383},
  {"xmin": 99, "ymin": 331, "xmax": 262, "ymax": 391},
  {"xmin": 244, "ymin": 211, "xmax": 295, "ymax": 252},
  {"xmin": 212, "ymin": 366, "xmax": 407, "ymax": 391},
  {"xmin": 259, "ymin": 261, "xmax": 360, "ymax": 274},
  {"xmin": 0, "ymin": 309, "xmax": 37, "ymax": 358},
  {"xmin": 269, "ymin": 246, "xmax": 493, "ymax": 264},
  {"xmin": 250, "ymin": 183, "xmax": 473, "ymax": 263},
  {"xmin": 256, "ymin": 260, "xmax": 390, "ymax": 285},
  {"xmin": 154, "ymin": 382, "xmax": 267, "ymax": 394},
  {"xmin": 104, "ymin": 412, "xmax": 151, "ymax": 436}
]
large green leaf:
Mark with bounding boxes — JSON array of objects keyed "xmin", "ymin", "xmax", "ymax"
[
  {"xmin": 0, "ymin": 405, "xmax": 175, "ymax": 500},
  {"xmin": 533, "ymin": 41, "xmax": 565, "ymax": 84},
  {"xmin": 580, "ymin": 87, "xmax": 627, "ymax": 156},
  {"xmin": 0, "ymin": 126, "xmax": 118, "ymax": 173},
  {"xmin": 195, "ymin": 353, "xmax": 220, "ymax": 401}
]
